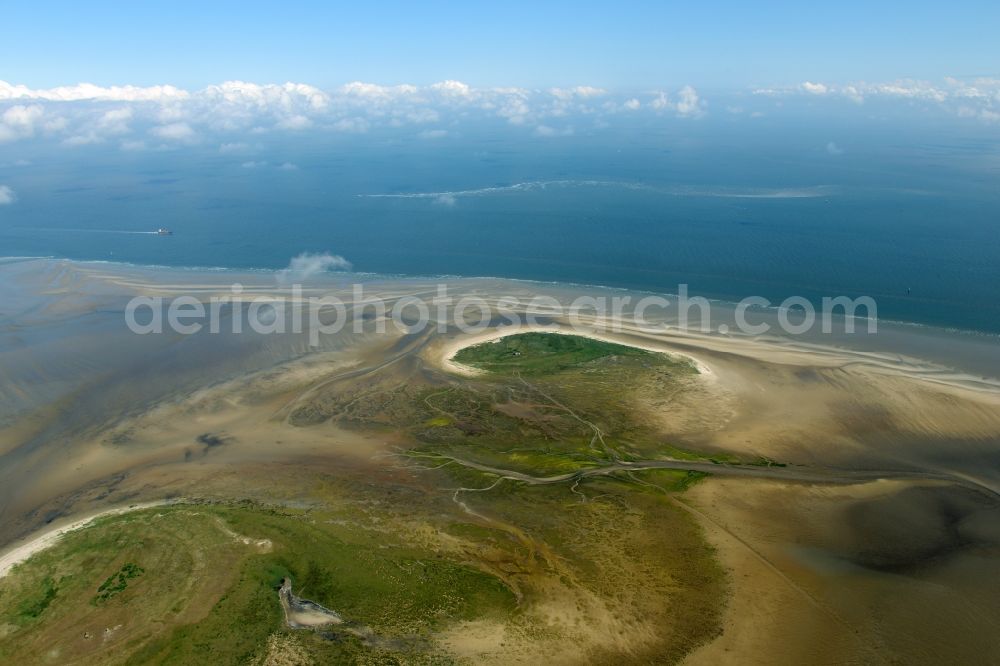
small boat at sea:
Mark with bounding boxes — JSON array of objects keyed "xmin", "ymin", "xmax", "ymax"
[{"xmin": 156, "ymin": 228, "xmax": 173, "ymax": 235}]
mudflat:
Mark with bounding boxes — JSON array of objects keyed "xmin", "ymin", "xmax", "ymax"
[{"xmin": 1, "ymin": 258, "xmax": 998, "ymax": 664}]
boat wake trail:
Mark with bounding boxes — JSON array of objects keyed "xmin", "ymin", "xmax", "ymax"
[{"xmin": 21, "ymin": 227, "xmax": 162, "ymax": 236}]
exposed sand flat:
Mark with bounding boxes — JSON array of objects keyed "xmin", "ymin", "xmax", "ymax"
[
  {"xmin": 682, "ymin": 477, "xmax": 1000, "ymax": 665},
  {"xmin": 55, "ymin": 259, "xmax": 1000, "ymax": 387},
  {"xmin": 73, "ymin": 259, "xmax": 1000, "ymax": 397},
  {"xmin": 3, "ymin": 258, "xmax": 1000, "ymax": 531},
  {"xmin": 2, "ymin": 258, "xmax": 1000, "ymax": 664},
  {"xmin": 434, "ymin": 316, "xmax": 1000, "ymax": 397}
]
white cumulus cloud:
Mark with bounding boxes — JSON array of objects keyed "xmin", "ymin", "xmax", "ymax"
[
  {"xmin": 0, "ymin": 81, "xmax": 189, "ymax": 102},
  {"xmin": 675, "ymin": 86, "xmax": 705, "ymax": 117},
  {"xmin": 332, "ymin": 117, "xmax": 370, "ymax": 133},
  {"xmin": 0, "ymin": 104, "xmax": 44, "ymax": 142},
  {"xmin": 650, "ymin": 91, "xmax": 671, "ymax": 110},
  {"xmin": 648, "ymin": 87, "xmax": 705, "ymax": 117},
  {"xmin": 98, "ymin": 107, "xmax": 134, "ymax": 134},
  {"xmin": 276, "ymin": 114, "xmax": 312, "ymax": 130},
  {"xmin": 277, "ymin": 252, "xmax": 353, "ymax": 285},
  {"xmin": 753, "ymin": 77, "xmax": 1000, "ymax": 119},
  {"xmin": 550, "ymin": 86, "xmax": 606, "ymax": 99},
  {"xmin": 341, "ymin": 81, "xmax": 416, "ymax": 98},
  {"xmin": 202, "ymin": 81, "xmax": 328, "ymax": 110},
  {"xmin": 0, "ymin": 185, "xmax": 15, "ymax": 205},
  {"xmin": 150, "ymin": 122, "xmax": 195, "ymax": 141},
  {"xmin": 430, "ymin": 80, "xmax": 473, "ymax": 97},
  {"xmin": 0, "ymin": 78, "xmax": 721, "ymax": 145}
]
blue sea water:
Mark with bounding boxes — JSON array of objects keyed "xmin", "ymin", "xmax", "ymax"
[{"xmin": 2, "ymin": 113, "xmax": 999, "ymax": 332}]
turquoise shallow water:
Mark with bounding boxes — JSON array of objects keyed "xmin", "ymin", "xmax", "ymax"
[{"xmin": 2, "ymin": 117, "xmax": 999, "ymax": 332}]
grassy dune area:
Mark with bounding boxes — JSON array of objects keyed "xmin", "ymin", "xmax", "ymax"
[
  {"xmin": 451, "ymin": 332, "xmax": 658, "ymax": 376},
  {"xmin": 0, "ymin": 503, "xmax": 516, "ymax": 664},
  {"xmin": 442, "ymin": 333, "xmax": 783, "ymax": 469}
]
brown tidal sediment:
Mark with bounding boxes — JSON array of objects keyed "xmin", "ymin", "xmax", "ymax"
[{"xmin": 1, "ymin": 258, "xmax": 1000, "ymax": 664}]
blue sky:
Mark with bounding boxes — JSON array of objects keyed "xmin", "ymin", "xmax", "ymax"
[
  {"xmin": 1, "ymin": 0, "xmax": 999, "ymax": 155},
  {"xmin": 3, "ymin": 0, "xmax": 999, "ymax": 90}
]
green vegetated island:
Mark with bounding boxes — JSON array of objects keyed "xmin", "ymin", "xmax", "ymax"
[{"xmin": 1, "ymin": 333, "xmax": 745, "ymax": 664}]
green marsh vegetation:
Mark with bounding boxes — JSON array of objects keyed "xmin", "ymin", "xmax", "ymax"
[{"xmin": 0, "ymin": 503, "xmax": 516, "ymax": 665}]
